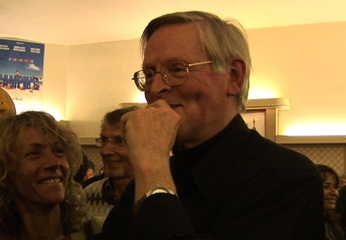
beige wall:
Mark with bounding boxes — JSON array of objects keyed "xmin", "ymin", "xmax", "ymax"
[
  {"xmin": 41, "ymin": 44, "xmax": 69, "ymax": 120},
  {"xmin": 39, "ymin": 21, "xmax": 346, "ymax": 138},
  {"xmin": 247, "ymin": 21, "xmax": 346, "ymax": 135},
  {"xmin": 66, "ymin": 40, "xmax": 143, "ymax": 137}
]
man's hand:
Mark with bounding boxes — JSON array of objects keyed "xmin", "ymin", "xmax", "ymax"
[{"xmin": 121, "ymin": 99, "xmax": 180, "ymax": 200}]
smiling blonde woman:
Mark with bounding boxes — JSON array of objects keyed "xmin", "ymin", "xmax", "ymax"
[{"xmin": 0, "ymin": 111, "xmax": 104, "ymax": 240}]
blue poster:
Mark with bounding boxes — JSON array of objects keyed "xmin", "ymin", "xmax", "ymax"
[{"xmin": 0, "ymin": 39, "xmax": 44, "ymax": 92}]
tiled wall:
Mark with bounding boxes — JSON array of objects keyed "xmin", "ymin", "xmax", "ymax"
[
  {"xmin": 283, "ymin": 144, "xmax": 346, "ymax": 175},
  {"xmin": 82, "ymin": 143, "xmax": 346, "ymax": 178},
  {"xmin": 82, "ymin": 145, "xmax": 103, "ymax": 175}
]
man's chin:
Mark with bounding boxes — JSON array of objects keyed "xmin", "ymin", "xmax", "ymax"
[{"xmin": 105, "ymin": 170, "xmax": 124, "ymax": 179}]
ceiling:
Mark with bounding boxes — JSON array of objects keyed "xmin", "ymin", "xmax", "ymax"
[{"xmin": 1, "ymin": 0, "xmax": 346, "ymax": 45}]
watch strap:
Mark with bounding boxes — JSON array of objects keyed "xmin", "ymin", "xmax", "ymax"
[{"xmin": 132, "ymin": 185, "xmax": 178, "ymax": 216}]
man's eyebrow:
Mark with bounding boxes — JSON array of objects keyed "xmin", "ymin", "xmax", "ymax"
[
  {"xmin": 142, "ymin": 58, "xmax": 183, "ymax": 70},
  {"xmin": 142, "ymin": 63, "xmax": 155, "ymax": 70},
  {"xmin": 100, "ymin": 135, "xmax": 124, "ymax": 139}
]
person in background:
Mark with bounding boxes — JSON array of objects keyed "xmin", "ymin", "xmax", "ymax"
[
  {"xmin": 98, "ymin": 10, "xmax": 324, "ymax": 240},
  {"xmin": 338, "ymin": 174, "xmax": 346, "ymax": 189},
  {"xmin": 84, "ymin": 160, "xmax": 96, "ymax": 181},
  {"xmin": 74, "ymin": 153, "xmax": 90, "ymax": 184},
  {"xmin": 0, "ymin": 111, "xmax": 104, "ymax": 240},
  {"xmin": 84, "ymin": 106, "xmax": 137, "ymax": 219},
  {"xmin": 336, "ymin": 176, "xmax": 346, "ymax": 236},
  {"xmin": 82, "ymin": 171, "xmax": 105, "ymax": 189},
  {"xmin": 316, "ymin": 164, "xmax": 345, "ymax": 240},
  {"xmin": 0, "ymin": 88, "xmax": 16, "ymax": 119}
]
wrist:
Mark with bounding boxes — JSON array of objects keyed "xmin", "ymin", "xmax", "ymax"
[{"xmin": 132, "ymin": 185, "xmax": 178, "ymax": 216}]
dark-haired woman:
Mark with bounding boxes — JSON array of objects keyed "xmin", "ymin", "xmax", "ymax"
[{"xmin": 316, "ymin": 164, "xmax": 345, "ymax": 240}]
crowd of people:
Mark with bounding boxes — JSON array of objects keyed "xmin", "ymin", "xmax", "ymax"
[{"xmin": 1, "ymin": 10, "xmax": 345, "ymax": 240}]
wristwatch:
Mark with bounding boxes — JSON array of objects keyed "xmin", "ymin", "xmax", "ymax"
[
  {"xmin": 132, "ymin": 185, "xmax": 178, "ymax": 216},
  {"xmin": 146, "ymin": 185, "xmax": 177, "ymax": 196}
]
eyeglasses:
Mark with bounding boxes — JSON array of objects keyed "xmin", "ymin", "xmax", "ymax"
[
  {"xmin": 95, "ymin": 137, "xmax": 126, "ymax": 147},
  {"xmin": 132, "ymin": 61, "xmax": 213, "ymax": 91}
]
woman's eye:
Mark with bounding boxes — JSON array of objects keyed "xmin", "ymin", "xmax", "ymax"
[
  {"xmin": 25, "ymin": 151, "xmax": 40, "ymax": 157},
  {"xmin": 54, "ymin": 148, "xmax": 65, "ymax": 155}
]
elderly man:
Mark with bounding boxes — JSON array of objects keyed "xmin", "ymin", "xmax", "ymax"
[
  {"xmin": 84, "ymin": 106, "xmax": 136, "ymax": 219},
  {"xmin": 99, "ymin": 11, "xmax": 324, "ymax": 240}
]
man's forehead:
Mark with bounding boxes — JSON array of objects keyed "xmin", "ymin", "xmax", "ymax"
[
  {"xmin": 143, "ymin": 23, "xmax": 203, "ymax": 66},
  {"xmin": 101, "ymin": 122, "xmax": 122, "ymax": 135}
]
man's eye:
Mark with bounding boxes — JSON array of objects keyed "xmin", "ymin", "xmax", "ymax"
[
  {"xmin": 116, "ymin": 138, "xmax": 126, "ymax": 144},
  {"xmin": 101, "ymin": 138, "xmax": 108, "ymax": 143},
  {"xmin": 172, "ymin": 66, "xmax": 185, "ymax": 73},
  {"xmin": 144, "ymin": 70, "xmax": 154, "ymax": 79},
  {"xmin": 168, "ymin": 63, "xmax": 185, "ymax": 72}
]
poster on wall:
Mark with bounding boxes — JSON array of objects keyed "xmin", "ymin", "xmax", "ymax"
[{"xmin": 0, "ymin": 39, "xmax": 45, "ymax": 113}]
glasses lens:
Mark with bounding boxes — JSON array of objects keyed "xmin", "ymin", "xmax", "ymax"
[
  {"xmin": 95, "ymin": 138, "xmax": 102, "ymax": 147},
  {"xmin": 134, "ymin": 71, "xmax": 147, "ymax": 91},
  {"xmin": 137, "ymin": 71, "xmax": 147, "ymax": 84},
  {"xmin": 114, "ymin": 137, "xmax": 126, "ymax": 147},
  {"xmin": 163, "ymin": 62, "xmax": 188, "ymax": 85}
]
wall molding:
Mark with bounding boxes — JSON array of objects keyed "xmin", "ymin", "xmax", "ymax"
[{"xmin": 276, "ymin": 135, "xmax": 346, "ymax": 144}]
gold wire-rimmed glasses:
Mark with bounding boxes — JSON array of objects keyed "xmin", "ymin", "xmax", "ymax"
[
  {"xmin": 132, "ymin": 61, "xmax": 213, "ymax": 91},
  {"xmin": 95, "ymin": 137, "xmax": 126, "ymax": 148}
]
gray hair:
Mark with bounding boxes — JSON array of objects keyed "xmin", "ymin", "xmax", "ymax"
[
  {"xmin": 140, "ymin": 11, "xmax": 251, "ymax": 112},
  {"xmin": 102, "ymin": 106, "xmax": 139, "ymax": 128}
]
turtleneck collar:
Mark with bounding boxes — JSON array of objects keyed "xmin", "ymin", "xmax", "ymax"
[{"xmin": 171, "ymin": 114, "xmax": 242, "ymax": 174}]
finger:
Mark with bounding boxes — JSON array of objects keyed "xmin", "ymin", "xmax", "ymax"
[
  {"xmin": 146, "ymin": 99, "xmax": 170, "ymax": 109},
  {"xmin": 120, "ymin": 111, "xmax": 130, "ymax": 135}
]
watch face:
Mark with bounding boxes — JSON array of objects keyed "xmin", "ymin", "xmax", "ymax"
[
  {"xmin": 152, "ymin": 189, "xmax": 169, "ymax": 194},
  {"xmin": 147, "ymin": 186, "xmax": 176, "ymax": 197}
]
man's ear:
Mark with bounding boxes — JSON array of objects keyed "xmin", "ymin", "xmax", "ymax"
[{"xmin": 227, "ymin": 58, "xmax": 246, "ymax": 96}]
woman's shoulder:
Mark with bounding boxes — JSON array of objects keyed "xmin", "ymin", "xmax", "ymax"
[{"xmin": 70, "ymin": 217, "xmax": 106, "ymax": 240}]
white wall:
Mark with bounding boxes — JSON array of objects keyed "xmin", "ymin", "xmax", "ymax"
[{"xmin": 36, "ymin": 21, "xmax": 346, "ymax": 138}]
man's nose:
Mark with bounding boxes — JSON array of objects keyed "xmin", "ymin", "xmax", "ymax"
[
  {"xmin": 147, "ymin": 72, "xmax": 172, "ymax": 96},
  {"xmin": 101, "ymin": 141, "xmax": 117, "ymax": 155}
]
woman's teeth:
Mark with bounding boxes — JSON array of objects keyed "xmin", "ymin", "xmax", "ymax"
[{"xmin": 40, "ymin": 178, "xmax": 61, "ymax": 184}]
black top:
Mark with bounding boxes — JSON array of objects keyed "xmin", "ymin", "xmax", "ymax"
[
  {"xmin": 335, "ymin": 185, "xmax": 346, "ymax": 236},
  {"xmin": 99, "ymin": 114, "xmax": 325, "ymax": 240}
]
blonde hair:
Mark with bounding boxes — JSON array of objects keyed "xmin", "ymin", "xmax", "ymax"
[{"xmin": 0, "ymin": 111, "xmax": 87, "ymax": 238}]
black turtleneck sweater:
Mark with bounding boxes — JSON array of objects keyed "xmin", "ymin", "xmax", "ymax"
[{"xmin": 99, "ymin": 114, "xmax": 324, "ymax": 240}]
